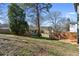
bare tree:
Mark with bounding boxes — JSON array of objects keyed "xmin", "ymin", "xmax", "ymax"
[
  {"xmin": 47, "ymin": 11, "xmax": 70, "ymax": 32},
  {"xmin": 24, "ymin": 3, "xmax": 52, "ymax": 37}
]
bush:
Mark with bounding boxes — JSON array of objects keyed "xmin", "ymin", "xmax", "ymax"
[
  {"xmin": 49, "ymin": 32, "xmax": 61, "ymax": 40},
  {"xmin": 49, "ymin": 32, "xmax": 77, "ymax": 40}
]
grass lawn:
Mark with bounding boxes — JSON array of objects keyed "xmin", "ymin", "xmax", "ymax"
[{"xmin": 0, "ymin": 34, "xmax": 79, "ymax": 56}]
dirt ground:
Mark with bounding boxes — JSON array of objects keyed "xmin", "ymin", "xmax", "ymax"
[{"xmin": 0, "ymin": 34, "xmax": 79, "ymax": 56}]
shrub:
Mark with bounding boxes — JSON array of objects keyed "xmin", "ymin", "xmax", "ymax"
[{"xmin": 49, "ymin": 32, "xmax": 77, "ymax": 40}]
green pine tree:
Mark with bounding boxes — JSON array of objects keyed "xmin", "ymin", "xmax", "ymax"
[{"xmin": 8, "ymin": 4, "xmax": 29, "ymax": 35}]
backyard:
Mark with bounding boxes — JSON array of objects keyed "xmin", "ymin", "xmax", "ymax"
[
  {"xmin": 0, "ymin": 34, "xmax": 79, "ymax": 56},
  {"xmin": 0, "ymin": 3, "xmax": 78, "ymax": 56}
]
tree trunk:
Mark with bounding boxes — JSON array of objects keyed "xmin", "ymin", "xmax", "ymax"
[
  {"xmin": 77, "ymin": 13, "xmax": 79, "ymax": 44},
  {"xmin": 36, "ymin": 4, "xmax": 41, "ymax": 37}
]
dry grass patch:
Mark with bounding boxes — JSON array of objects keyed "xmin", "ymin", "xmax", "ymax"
[{"xmin": 0, "ymin": 34, "xmax": 79, "ymax": 56}]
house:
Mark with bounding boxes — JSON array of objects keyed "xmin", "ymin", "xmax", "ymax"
[{"xmin": 70, "ymin": 22, "xmax": 77, "ymax": 32}]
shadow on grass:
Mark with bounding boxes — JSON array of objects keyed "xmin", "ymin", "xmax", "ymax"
[
  {"xmin": 30, "ymin": 35, "xmax": 60, "ymax": 41},
  {"xmin": 31, "ymin": 36, "xmax": 49, "ymax": 40},
  {"xmin": 0, "ymin": 33, "xmax": 57, "ymax": 41}
]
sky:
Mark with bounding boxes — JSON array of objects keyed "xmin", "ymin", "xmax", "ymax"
[
  {"xmin": 50, "ymin": 3, "xmax": 77, "ymax": 21},
  {"xmin": 0, "ymin": 3, "xmax": 77, "ymax": 25},
  {"xmin": 0, "ymin": 4, "xmax": 8, "ymax": 24}
]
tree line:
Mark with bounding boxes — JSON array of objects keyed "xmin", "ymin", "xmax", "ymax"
[{"xmin": 0, "ymin": 3, "xmax": 71, "ymax": 37}]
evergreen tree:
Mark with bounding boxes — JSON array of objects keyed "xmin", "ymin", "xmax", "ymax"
[{"xmin": 8, "ymin": 4, "xmax": 29, "ymax": 35}]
